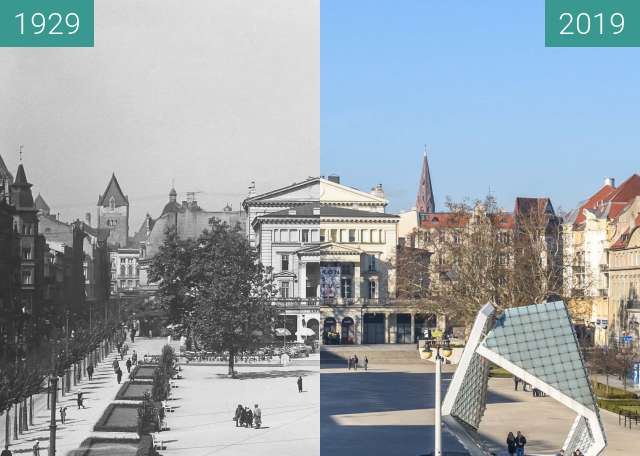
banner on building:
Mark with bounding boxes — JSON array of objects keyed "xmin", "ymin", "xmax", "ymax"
[{"xmin": 320, "ymin": 266, "xmax": 341, "ymax": 300}]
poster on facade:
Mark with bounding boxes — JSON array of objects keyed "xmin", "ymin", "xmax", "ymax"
[{"xmin": 320, "ymin": 266, "xmax": 341, "ymax": 300}]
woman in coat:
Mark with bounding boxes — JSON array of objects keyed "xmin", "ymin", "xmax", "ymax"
[{"xmin": 506, "ymin": 432, "xmax": 517, "ymax": 456}]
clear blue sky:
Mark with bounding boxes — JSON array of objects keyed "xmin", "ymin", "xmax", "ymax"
[{"xmin": 321, "ymin": 1, "xmax": 640, "ymax": 214}]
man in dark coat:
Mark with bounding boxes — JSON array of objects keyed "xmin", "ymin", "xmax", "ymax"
[
  {"xmin": 1, "ymin": 445, "xmax": 12, "ymax": 456},
  {"xmin": 297, "ymin": 376, "xmax": 303, "ymax": 393},
  {"xmin": 87, "ymin": 364, "xmax": 94, "ymax": 380},
  {"xmin": 126, "ymin": 358, "xmax": 132, "ymax": 373},
  {"xmin": 515, "ymin": 431, "xmax": 527, "ymax": 456},
  {"xmin": 116, "ymin": 367, "xmax": 123, "ymax": 384}
]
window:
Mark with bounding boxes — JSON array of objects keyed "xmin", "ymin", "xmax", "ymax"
[
  {"xmin": 274, "ymin": 230, "xmax": 281, "ymax": 242},
  {"xmin": 301, "ymin": 229, "xmax": 309, "ymax": 243},
  {"xmin": 320, "ymin": 229, "xmax": 326, "ymax": 242},
  {"xmin": 340, "ymin": 229, "xmax": 348, "ymax": 242},
  {"xmin": 330, "ymin": 229, "xmax": 338, "ymax": 242},
  {"xmin": 22, "ymin": 270, "xmax": 32, "ymax": 285},
  {"xmin": 341, "ymin": 278, "xmax": 352, "ymax": 298},
  {"xmin": 22, "ymin": 247, "xmax": 32, "ymax": 260},
  {"xmin": 109, "ymin": 197, "xmax": 115, "ymax": 210},
  {"xmin": 367, "ymin": 255, "xmax": 377, "ymax": 272},
  {"xmin": 127, "ymin": 280, "xmax": 133, "ymax": 288},
  {"xmin": 280, "ymin": 281, "xmax": 290, "ymax": 298},
  {"xmin": 368, "ymin": 280, "xmax": 377, "ymax": 299},
  {"xmin": 136, "ymin": 266, "xmax": 140, "ymax": 277},
  {"xmin": 361, "ymin": 229, "xmax": 370, "ymax": 243},
  {"xmin": 120, "ymin": 258, "xmax": 126, "ymax": 264},
  {"xmin": 128, "ymin": 265, "xmax": 133, "ymax": 276},
  {"xmin": 289, "ymin": 230, "xmax": 299, "ymax": 242},
  {"xmin": 281, "ymin": 254, "xmax": 289, "ymax": 271},
  {"xmin": 120, "ymin": 265, "xmax": 126, "ymax": 276},
  {"xmin": 349, "ymin": 229, "xmax": 356, "ymax": 242},
  {"xmin": 281, "ymin": 229, "xmax": 290, "ymax": 242},
  {"xmin": 371, "ymin": 229, "xmax": 380, "ymax": 243}
]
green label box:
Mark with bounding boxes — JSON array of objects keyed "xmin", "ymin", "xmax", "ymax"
[
  {"xmin": 546, "ymin": 0, "xmax": 640, "ymax": 47},
  {"xmin": 0, "ymin": 0, "xmax": 94, "ymax": 47}
]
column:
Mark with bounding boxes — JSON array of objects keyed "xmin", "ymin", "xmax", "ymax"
[
  {"xmin": 354, "ymin": 263, "xmax": 361, "ymax": 299},
  {"xmin": 384, "ymin": 313, "xmax": 390, "ymax": 344},
  {"xmin": 410, "ymin": 313, "xmax": 415, "ymax": 343},
  {"xmin": 299, "ymin": 261, "xmax": 307, "ymax": 298},
  {"xmin": 296, "ymin": 314, "xmax": 304, "ymax": 342}
]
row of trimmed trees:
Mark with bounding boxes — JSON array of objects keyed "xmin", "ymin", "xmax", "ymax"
[
  {"xmin": 149, "ymin": 220, "xmax": 278, "ymax": 376},
  {"xmin": 1, "ymin": 320, "xmax": 120, "ymax": 447}
]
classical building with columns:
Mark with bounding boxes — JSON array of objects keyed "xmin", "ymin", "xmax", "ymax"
[{"xmin": 244, "ymin": 177, "xmax": 321, "ymax": 343}]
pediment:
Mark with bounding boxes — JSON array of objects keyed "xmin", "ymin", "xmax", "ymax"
[
  {"xmin": 320, "ymin": 179, "xmax": 386, "ymax": 206},
  {"xmin": 297, "ymin": 242, "xmax": 364, "ymax": 256},
  {"xmin": 245, "ymin": 178, "xmax": 320, "ymax": 205}
]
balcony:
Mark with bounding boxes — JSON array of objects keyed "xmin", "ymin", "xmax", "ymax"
[
  {"xmin": 274, "ymin": 298, "xmax": 320, "ymax": 310},
  {"xmin": 320, "ymin": 297, "xmax": 382, "ymax": 307}
]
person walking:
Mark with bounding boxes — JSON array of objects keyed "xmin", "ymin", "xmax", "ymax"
[
  {"xmin": 515, "ymin": 431, "xmax": 527, "ymax": 456},
  {"xmin": 77, "ymin": 391, "xmax": 86, "ymax": 409},
  {"xmin": 126, "ymin": 358, "xmax": 132, "ymax": 373},
  {"xmin": 364, "ymin": 356, "xmax": 368, "ymax": 371},
  {"xmin": 253, "ymin": 404, "xmax": 262, "ymax": 428},
  {"xmin": 132, "ymin": 350, "xmax": 138, "ymax": 365},
  {"xmin": 32, "ymin": 440, "xmax": 40, "ymax": 456},
  {"xmin": 234, "ymin": 404, "xmax": 243, "ymax": 427},
  {"xmin": 353, "ymin": 354, "xmax": 359, "ymax": 371},
  {"xmin": 60, "ymin": 406, "xmax": 67, "ymax": 424},
  {"xmin": 112, "ymin": 358, "xmax": 120, "ymax": 372},
  {"xmin": 130, "ymin": 328, "xmax": 135, "ymax": 343},
  {"xmin": 245, "ymin": 407, "xmax": 253, "ymax": 428},
  {"xmin": 506, "ymin": 432, "xmax": 516, "ymax": 456},
  {"xmin": 116, "ymin": 367, "xmax": 123, "ymax": 384},
  {"xmin": 297, "ymin": 376, "xmax": 303, "ymax": 393},
  {"xmin": 87, "ymin": 364, "xmax": 94, "ymax": 380},
  {"xmin": 1, "ymin": 445, "xmax": 12, "ymax": 456}
]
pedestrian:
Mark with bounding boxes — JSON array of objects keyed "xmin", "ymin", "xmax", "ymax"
[
  {"xmin": 557, "ymin": 450, "xmax": 565, "ymax": 456},
  {"xmin": 515, "ymin": 431, "xmax": 527, "ymax": 456},
  {"xmin": 59, "ymin": 406, "xmax": 67, "ymax": 424},
  {"xmin": 573, "ymin": 450, "xmax": 583, "ymax": 456},
  {"xmin": 132, "ymin": 350, "xmax": 138, "ymax": 365},
  {"xmin": 32, "ymin": 440, "xmax": 40, "ymax": 456},
  {"xmin": 130, "ymin": 329, "xmax": 135, "ymax": 343},
  {"xmin": 245, "ymin": 406, "xmax": 253, "ymax": 428},
  {"xmin": 116, "ymin": 367, "xmax": 123, "ymax": 384},
  {"xmin": 506, "ymin": 431, "xmax": 516, "ymax": 456},
  {"xmin": 297, "ymin": 375, "xmax": 303, "ymax": 393},
  {"xmin": 1, "ymin": 445, "xmax": 12, "ymax": 456},
  {"xmin": 354, "ymin": 354, "xmax": 359, "ymax": 370},
  {"xmin": 77, "ymin": 391, "xmax": 86, "ymax": 409},
  {"xmin": 148, "ymin": 329, "xmax": 152, "ymax": 338},
  {"xmin": 87, "ymin": 364, "xmax": 94, "ymax": 380},
  {"xmin": 126, "ymin": 358, "xmax": 132, "ymax": 373},
  {"xmin": 364, "ymin": 356, "xmax": 368, "ymax": 371},
  {"xmin": 253, "ymin": 404, "xmax": 262, "ymax": 428},
  {"xmin": 347, "ymin": 356, "xmax": 352, "ymax": 370},
  {"xmin": 234, "ymin": 404, "xmax": 243, "ymax": 427},
  {"xmin": 514, "ymin": 376, "xmax": 520, "ymax": 391},
  {"xmin": 112, "ymin": 358, "xmax": 119, "ymax": 372}
]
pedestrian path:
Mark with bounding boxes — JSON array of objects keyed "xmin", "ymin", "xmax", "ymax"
[{"xmin": 1, "ymin": 337, "xmax": 164, "ymax": 455}]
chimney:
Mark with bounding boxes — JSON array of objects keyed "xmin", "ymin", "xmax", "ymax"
[
  {"xmin": 248, "ymin": 181, "xmax": 256, "ymax": 197},
  {"xmin": 327, "ymin": 174, "xmax": 340, "ymax": 184},
  {"xmin": 604, "ymin": 177, "xmax": 616, "ymax": 188},
  {"xmin": 85, "ymin": 212, "xmax": 91, "ymax": 226}
]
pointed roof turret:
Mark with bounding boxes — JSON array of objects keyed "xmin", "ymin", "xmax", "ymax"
[
  {"xmin": 35, "ymin": 193, "xmax": 50, "ymax": 215},
  {"xmin": 416, "ymin": 148, "xmax": 435, "ymax": 213},
  {"xmin": 97, "ymin": 173, "xmax": 129, "ymax": 207},
  {"xmin": 162, "ymin": 185, "xmax": 181, "ymax": 215},
  {"xmin": 10, "ymin": 163, "xmax": 35, "ymax": 210}
]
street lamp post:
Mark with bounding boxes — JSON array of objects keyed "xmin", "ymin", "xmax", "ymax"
[{"xmin": 423, "ymin": 337, "xmax": 453, "ymax": 456}]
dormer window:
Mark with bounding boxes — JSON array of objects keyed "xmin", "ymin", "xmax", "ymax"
[{"xmin": 109, "ymin": 197, "xmax": 115, "ymax": 211}]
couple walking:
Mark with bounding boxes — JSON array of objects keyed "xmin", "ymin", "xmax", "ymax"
[
  {"xmin": 347, "ymin": 354, "xmax": 368, "ymax": 371},
  {"xmin": 506, "ymin": 431, "xmax": 527, "ymax": 456}
]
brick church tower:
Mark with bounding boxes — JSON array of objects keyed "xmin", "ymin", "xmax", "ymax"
[{"xmin": 97, "ymin": 173, "xmax": 129, "ymax": 248}]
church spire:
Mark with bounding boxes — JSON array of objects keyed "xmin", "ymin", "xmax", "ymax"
[{"xmin": 416, "ymin": 146, "xmax": 435, "ymax": 213}]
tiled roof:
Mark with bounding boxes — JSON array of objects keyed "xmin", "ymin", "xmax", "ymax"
[
  {"xmin": 419, "ymin": 212, "xmax": 471, "ymax": 228},
  {"xmin": 514, "ymin": 197, "xmax": 554, "ymax": 217},
  {"xmin": 573, "ymin": 185, "xmax": 616, "ymax": 226},
  {"xmin": 574, "ymin": 175, "xmax": 640, "ymax": 227},
  {"xmin": 97, "ymin": 173, "xmax": 129, "ymax": 207}
]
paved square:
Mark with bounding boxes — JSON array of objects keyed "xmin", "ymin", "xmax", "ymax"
[
  {"xmin": 159, "ymin": 359, "xmax": 319, "ymax": 456},
  {"xmin": 321, "ymin": 363, "xmax": 639, "ymax": 456}
]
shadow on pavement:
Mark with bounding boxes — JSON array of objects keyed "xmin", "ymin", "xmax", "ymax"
[{"xmin": 211, "ymin": 369, "xmax": 315, "ymax": 380}]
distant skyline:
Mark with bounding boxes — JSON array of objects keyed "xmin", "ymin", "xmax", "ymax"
[
  {"xmin": 321, "ymin": 1, "xmax": 640, "ymax": 215},
  {"xmin": 1, "ymin": 0, "xmax": 319, "ymax": 231}
]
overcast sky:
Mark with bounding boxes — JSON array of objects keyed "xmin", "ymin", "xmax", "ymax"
[{"xmin": 0, "ymin": 0, "xmax": 319, "ymax": 231}]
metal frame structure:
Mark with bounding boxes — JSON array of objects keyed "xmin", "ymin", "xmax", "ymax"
[{"xmin": 442, "ymin": 302, "xmax": 606, "ymax": 456}]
